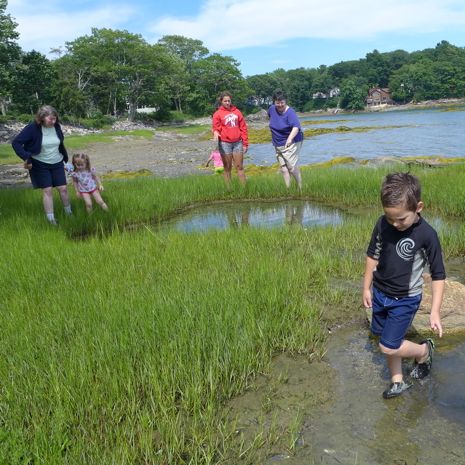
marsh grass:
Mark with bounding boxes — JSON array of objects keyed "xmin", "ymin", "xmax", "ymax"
[{"xmin": 1, "ymin": 164, "xmax": 465, "ymax": 463}]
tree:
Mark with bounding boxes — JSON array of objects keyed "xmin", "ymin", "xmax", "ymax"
[
  {"xmin": 188, "ymin": 54, "xmax": 250, "ymax": 115},
  {"xmin": 12, "ymin": 51, "xmax": 54, "ymax": 114},
  {"xmin": 0, "ymin": 0, "xmax": 21, "ymax": 114},
  {"xmin": 157, "ymin": 35, "xmax": 209, "ymax": 113},
  {"xmin": 286, "ymin": 68, "xmax": 313, "ymax": 111},
  {"xmin": 53, "ymin": 29, "xmax": 176, "ymax": 120},
  {"xmin": 157, "ymin": 35, "xmax": 208, "ymax": 72},
  {"xmin": 246, "ymin": 73, "xmax": 282, "ymax": 106},
  {"xmin": 339, "ymin": 79, "xmax": 367, "ymax": 110}
]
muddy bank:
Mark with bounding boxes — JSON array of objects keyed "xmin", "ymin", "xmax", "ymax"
[{"xmin": 0, "ymin": 134, "xmax": 216, "ymax": 188}]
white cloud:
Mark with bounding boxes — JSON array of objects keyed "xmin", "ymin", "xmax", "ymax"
[
  {"xmin": 150, "ymin": 0, "xmax": 465, "ymax": 51},
  {"xmin": 7, "ymin": 2, "xmax": 135, "ymax": 55}
]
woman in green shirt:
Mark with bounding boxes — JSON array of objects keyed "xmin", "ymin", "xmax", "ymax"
[{"xmin": 12, "ymin": 105, "xmax": 72, "ymax": 225}]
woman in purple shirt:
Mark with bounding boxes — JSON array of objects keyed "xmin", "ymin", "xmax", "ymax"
[{"xmin": 268, "ymin": 90, "xmax": 304, "ymax": 189}]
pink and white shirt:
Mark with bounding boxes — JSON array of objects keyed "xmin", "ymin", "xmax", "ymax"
[{"xmin": 72, "ymin": 168, "xmax": 98, "ymax": 193}]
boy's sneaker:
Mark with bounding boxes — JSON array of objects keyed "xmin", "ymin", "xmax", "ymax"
[
  {"xmin": 410, "ymin": 338, "xmax": 435, "ymax": 379},
  {"xmin": 382, "ymin": 381, "xmax": 412, "ymax": 399}
]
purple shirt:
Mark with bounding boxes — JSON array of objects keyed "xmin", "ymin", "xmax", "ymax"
[{"xmin": 268, "ymin": 105, "xmax": 303, "ymax": 147}]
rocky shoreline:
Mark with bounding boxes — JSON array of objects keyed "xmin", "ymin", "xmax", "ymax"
[{"xmin": 2, "ymin": 98, "xmax": 465, "ymax": 187}]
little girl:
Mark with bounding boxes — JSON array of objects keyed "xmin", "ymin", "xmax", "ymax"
[
  {"xmin": 205, "ymin": 150, "xmax": 224, "ymax": 174},
  {"xmin": 70, "ymin": 153, "xmax": 108, "ymax": 212}
]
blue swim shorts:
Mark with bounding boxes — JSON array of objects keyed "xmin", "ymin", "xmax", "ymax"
[{"xmin": 371, "ymin": 287, "xmax": 422, "ymax": 350}]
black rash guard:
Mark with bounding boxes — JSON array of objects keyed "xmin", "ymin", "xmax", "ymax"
[{"xmin": 367, "ymin": 215, "xmax": 446, "ymax": 298}]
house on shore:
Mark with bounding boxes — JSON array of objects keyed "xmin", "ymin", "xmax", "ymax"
[
  {"xmin": 312, "ymin": 87, "xmax": 340, "ymax": 100},
  {"xmin": 366, "ymin": 88, "xmax": 393, "ymax": 106}
]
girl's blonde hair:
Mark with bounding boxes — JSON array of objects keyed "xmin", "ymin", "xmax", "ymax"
[{"xmin": 72, "ymin": 153, "xmax": 91, "ymax": 171}]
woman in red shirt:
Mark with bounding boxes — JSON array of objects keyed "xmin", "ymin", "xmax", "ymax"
[{"xmin": 212, "ymin": 91, "xmax": 249, "ymax": 186}]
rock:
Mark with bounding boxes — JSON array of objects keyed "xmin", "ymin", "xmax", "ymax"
[
  {"xmin": 413, "ymin": 274, "xmax": 465, "ymax": 335},
  {"xmin": 365, "ymin": 275, "xmax": 465, "ymax": 336},
  {"xmin": 246, "ymin": 109, "xmax": 268, "ymax": 122}
]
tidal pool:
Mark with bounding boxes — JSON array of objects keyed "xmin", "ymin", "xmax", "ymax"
[
  {"xmin": 226, "ymin": 322, "xmax": 465, "ymax": 464},
  {"xmin": 289, "ymin": 326, "xmax": 465, "ymax": 465},
  {"xmin": 159, "ymin": 200, "xmax": 346, "ymax": 232}
]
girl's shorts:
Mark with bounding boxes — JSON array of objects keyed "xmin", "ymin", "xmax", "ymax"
[
  {"xmin": 30, "ymin": 159, "xmax": 66, "ymax": 189},
  {"xmin": 219, "ymin": 140, "xmax": 243, "ymax": 155},
  {"xmin": 80, "ymin": 189, "xmax": 98, "ymax": 195},
  {"xmin": 371, "ymin": 287, "xmax": 422, "ymax": 349}
]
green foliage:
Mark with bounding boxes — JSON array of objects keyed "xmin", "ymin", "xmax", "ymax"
[
  {"xmin": 4, "ymin": 2, "xmax": 465, "ymax": 120},
  {"xmin": 0, "ymin": 0, "xmax": 21, "ymax": 115},
  {"xmin": 10, "ymin": 50, "xmax": 54, "ymax": 114},
  {"xmin": 339, "ymin": 79, "xmax": 368, "ymax": 110},
  {"xmin": 187, "ymin": 53, "xmax": 251, "ymax": 115}
]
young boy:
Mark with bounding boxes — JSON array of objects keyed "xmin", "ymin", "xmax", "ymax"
[{"xmin": 363, "ymin": 172, "xmax": 445, "ymax": 399}]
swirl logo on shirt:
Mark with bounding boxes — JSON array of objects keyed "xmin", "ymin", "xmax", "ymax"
[{"xmin": 396, "ymin": 238, "xmax": 415, "ymax": 261}]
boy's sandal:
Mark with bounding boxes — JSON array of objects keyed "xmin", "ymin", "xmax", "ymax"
[
  {"xmin": 382, "ymin": 380, "xmax": 412, "ymax": 399},
  {"xmin": 410, "ymin": 338, "xmax": 435, "ymax": 379}
]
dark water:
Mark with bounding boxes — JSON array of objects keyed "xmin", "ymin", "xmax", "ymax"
[
  {"xmin": 159, "ymin": 200, "xmax": 346, "ymax": 232},
  {"xmin": 248, "ymin": 107, "xmax": 465, "ymax": 166}
]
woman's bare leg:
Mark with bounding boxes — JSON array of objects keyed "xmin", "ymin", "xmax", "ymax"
[{"xmin": 232, "ymin": 151, "xmax": 246, "ymax": 185}]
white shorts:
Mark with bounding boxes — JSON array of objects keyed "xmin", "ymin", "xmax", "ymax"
[{"xmin": 275, "ymin": 141, "xmax": 303, "ymax": 170}]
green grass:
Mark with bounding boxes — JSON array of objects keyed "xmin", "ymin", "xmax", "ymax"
[
  {"xmin": 159, "ymin": 124, "xmax": 210, "ymax": 135},
  {"xmin": 1, "ymin": 164, "xmax": 465, "ymax": 464}
]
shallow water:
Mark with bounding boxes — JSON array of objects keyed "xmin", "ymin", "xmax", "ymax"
[
  {"xmin": 290, "ymin": 326, "xmax": 465, "ymax": 465},
  {"xmin": 248, "ymin": 107, "xmax": 465, "ymax": 166},
  {"xmin": 226, "ymin": 321, "xmax": 465, "ymax": 464},
  {"xmin": 159, "ymin": 200, "xmax": 346, "ymax": 232}
]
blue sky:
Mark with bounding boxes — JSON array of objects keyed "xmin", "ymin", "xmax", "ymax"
[{"xmin": 6, "ymin": 0, "xmax": 465, "ymax": 77}]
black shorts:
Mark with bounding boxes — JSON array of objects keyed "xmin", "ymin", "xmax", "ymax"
[{"xmin": 30, "ymin": 158, "xmax": 66, "ymax": 189}]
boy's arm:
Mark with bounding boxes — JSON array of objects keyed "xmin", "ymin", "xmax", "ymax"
[
  {"xmin": 362, "ymin": 256, "xmax": 378, "ymax": 308},
  {"xmin": 430, "ymin": 279, "xmax": 445, "ymax": 337}
]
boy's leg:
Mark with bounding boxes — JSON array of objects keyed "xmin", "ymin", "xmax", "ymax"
[
  {"xmin": 80, "ymin": 193, "xmax": 93, "ymax": 212},
  {"xmin": 383, "ymin": 340, "xmax": 428, "ymax": 382},
  {"xmin": 372, "ymin": 288, "xmax": 422, "ymax": 397},
  {"xmin": 91, "ymin": 191, "xmax": 109, "ymax": 211}
]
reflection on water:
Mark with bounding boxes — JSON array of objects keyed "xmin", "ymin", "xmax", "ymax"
[
  {"xmin": 248, "ymin": 107, "xmax": 465, "ymax": 166},
  {"xmin": 160, "ymin": 200, "xmax": 345, "ymax": 233}
]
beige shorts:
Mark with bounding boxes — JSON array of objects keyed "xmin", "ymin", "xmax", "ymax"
[{"xmin": 275, "ymin": 141, "xmax": 303, "ymax": 170}]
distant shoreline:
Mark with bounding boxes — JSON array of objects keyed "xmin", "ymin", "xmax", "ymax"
[{"xmin": 299, "ymin": 97, "xmax": 465, "ymax": 117}]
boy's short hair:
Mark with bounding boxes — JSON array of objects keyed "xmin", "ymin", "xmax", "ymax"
[{"xmin": 380, "ymin": 172, "xmax": 421, "ymax": 211}]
